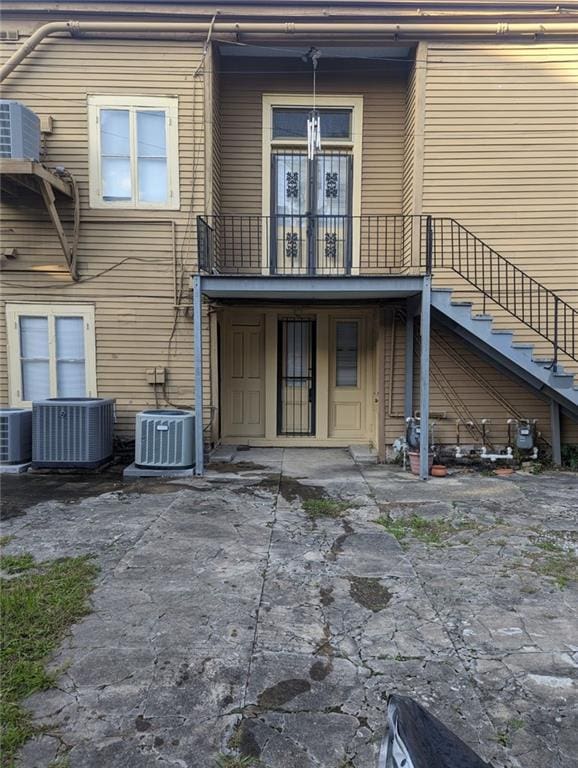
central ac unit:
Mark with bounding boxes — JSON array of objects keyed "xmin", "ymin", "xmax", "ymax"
[
  {"xmin": 0, "ymin": 408, "xmax": 32, "ymax": 464},
  {"xmin": 32, "ymin": 398, "xmax": 115, "ymax": 468},
  {"xmin": 135, "ymin": 409, "xmax": 195, "ymax": 469}
]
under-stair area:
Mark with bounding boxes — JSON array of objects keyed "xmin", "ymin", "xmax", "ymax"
[{"xmin": 431, "ymin": 288, "xmax": 578, "ymax": 421}]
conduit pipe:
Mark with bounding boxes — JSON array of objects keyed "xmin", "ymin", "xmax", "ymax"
[{"xmin": 2, "ymin": 17, "xmax": 578, "ymax": 82}]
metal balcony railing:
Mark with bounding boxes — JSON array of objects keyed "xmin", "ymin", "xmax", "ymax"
[
  {"xmin": 197, "ymin": 212, "xmax": 577, "ymax": 366},
  {"xmin": 197, "ymin": 214, "xmax": 431, "ymax": 276}
]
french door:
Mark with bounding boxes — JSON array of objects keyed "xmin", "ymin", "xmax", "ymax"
[{"xmin": 271, "ymin": 152, "xmax": 353, "ymax": 275}]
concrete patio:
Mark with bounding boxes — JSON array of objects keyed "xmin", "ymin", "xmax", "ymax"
[{"xmin": 1, "ymin": 449, "xmax": 577, "ymax": 767}]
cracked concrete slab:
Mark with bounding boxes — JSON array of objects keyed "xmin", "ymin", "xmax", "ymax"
[{"xmin": 1, "ymin": 451, "xmax": 576, "ymax": 767}]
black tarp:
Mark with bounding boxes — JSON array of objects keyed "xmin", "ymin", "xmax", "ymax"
[{"xmin": 380, "ymin": 694, "xmax": 493, "ymax": 768}]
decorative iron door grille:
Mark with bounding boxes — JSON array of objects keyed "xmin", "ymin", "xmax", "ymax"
[
  {"xmin": 271, "ymin": 151, "xmax": 352, "ymax": 275},
  {"xmin": 277, "ymin": 318, "xmax": 316, "ymax": 436}
]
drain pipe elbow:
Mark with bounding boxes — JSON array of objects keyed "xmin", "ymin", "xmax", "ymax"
[{"xmin": 0, "ymin": 20, "xmax": 71, "ymax": 82}]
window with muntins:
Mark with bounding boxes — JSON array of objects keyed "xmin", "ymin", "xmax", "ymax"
[
  {"xmin": 6, "ymin": 305, "xmax": 97, "ymax": 406},
  {"xmin": 88, "ymin": 96, "xmax": 179, "ymax": 209}
]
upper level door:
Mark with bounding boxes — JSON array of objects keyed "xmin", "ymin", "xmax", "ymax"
[{"xmin": 271, "ymin": 151, "xmax": 353, "ymax": 275}]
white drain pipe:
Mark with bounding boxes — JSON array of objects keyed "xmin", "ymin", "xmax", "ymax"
[{"xmin": 2, "ymin": 17, "xmax": 578, "ymax": 83}]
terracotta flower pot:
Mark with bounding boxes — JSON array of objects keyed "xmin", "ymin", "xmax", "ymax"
[
  {"xmin": 408, "ymin": 451, "xmax": 433, "ymax": 476},
  {"xmin": 431, "ymin": 464, "xmax": 448, "ymax": 478},
  {"xmin": 494, "ymin": 466, "xmax": 514, "ymax": 477}
]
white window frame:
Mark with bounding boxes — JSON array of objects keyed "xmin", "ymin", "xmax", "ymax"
[
  {"xmin": 88, "ymin": 95, "xmax": 180, "ymax": 210},
  {"xmin": 6, "ymin": 304, "xmax": 97, "ymax": 407}
]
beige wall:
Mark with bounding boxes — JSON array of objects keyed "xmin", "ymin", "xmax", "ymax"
[
  {"xmin": 0, "ymin": 25, "xmax": 211, "ymax": 435},
  {"xmin": 420, "ymin": 42, "xmax": 578, "ymax": 372},
  {"xmin": 384, "ymin": 310, "xmax": 577, "ymax": 450},
  {"xmin": 0, "ymin": 20, "xmax": 576, "ymax": 448},
  {"xmin": 219, "ymin": 57, "xmax": 409, "ymax": 217}
]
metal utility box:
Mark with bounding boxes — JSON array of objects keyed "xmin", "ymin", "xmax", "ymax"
[
  {"xmin": 0, "ymin": 100, "xmax": 41, "ymax": 160},
  {"xmin": 32, "ymin": 398, "xmax": 115, "ymax": 468}
]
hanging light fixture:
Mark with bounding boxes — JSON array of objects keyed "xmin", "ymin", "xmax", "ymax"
[{"xmin": 306, "ymin": 48, "xmax": 322, "ymax": 160}]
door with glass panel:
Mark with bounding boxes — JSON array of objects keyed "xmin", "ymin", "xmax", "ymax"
[
  {"xmin": 270, "ymin": 107, "xmax": 353, "ymax": 275},
  {"xmin": 277, "ymin": 318, "xmax": 316, "ymax": 436},
  {"xmin": 328, "ymin": 317, "xmax": 368, "ymax": 439},
  {"xmin": 272, "ymin": 152, "xmax": 352, "ymax": 275}
]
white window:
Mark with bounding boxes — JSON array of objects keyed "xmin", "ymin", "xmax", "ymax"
[
  {"xmin": 6, "ymin": 304, "xmax": 97, "ymax": 407},
  {"xmin": 88, "ymin": 95, "xmax": 179, "ymax": 210}
]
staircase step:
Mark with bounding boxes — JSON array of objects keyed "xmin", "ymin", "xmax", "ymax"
[
  {"xmin": 511, "ymin": 343, "xmax": 534, "ymax": 349},
  {"xmin": 491, "ymin": 329, "xmax": 514, "ymax": 336},
  {"xmin": 472, "ymin": 314, "xmax": 493, "ymax": 321},
  {"xmin": 450, "ymin": 301, "xmax": 474, "ymax": 308},
  {"xmin": 432, "ymin": 288, "xmax": 453, "ymax": 294},
  {"xmin": 532, "ymin": 357, "xmax": 555, "ymax": 365},
  {"xmin": 552, "ymin": 372, "xmax": 574, "ymax": 389}
]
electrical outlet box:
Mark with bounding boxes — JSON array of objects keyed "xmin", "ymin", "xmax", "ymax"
[
  {"xmin": 40, "ymin": 115, "xmax": 54, "ymax": 134},
  {"xmin": 146, "ymin": 367, "xmax": 166, "ymax": 385}
]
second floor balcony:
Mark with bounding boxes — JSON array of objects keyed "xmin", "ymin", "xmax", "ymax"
[{"xmin": 197, "ymin": 213, "xmax": 432, "ymax": 276}]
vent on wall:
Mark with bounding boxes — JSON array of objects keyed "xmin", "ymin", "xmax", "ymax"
[
  {"xmin": 0, "ymin": 100, "xmax": 40, "ymax": 160},
  {"xmin": 32, "ymin": 398, "xmax": 115, "ymax": 468},
  {"xmin": 136, "ymin": 410, "xmax": 195, "ymax": 469},
  {"xmin": 0, "ymin": 408, "xmax": 32, "ymax": 464}
]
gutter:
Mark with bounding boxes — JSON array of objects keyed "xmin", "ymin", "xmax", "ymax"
[{"xmin": 2, "ymin": 17, "xmax": 578, "ymax": 82}]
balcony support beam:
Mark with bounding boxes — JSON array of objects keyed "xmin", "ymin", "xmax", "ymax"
[
  {"xmin": 550, "ymin": 399, "xmax": 562, "ymax": 466},
  {"xmin": 419, "ymin": 275, "xmax": 432, "ymax": 481},
  {"xmin": 193, "ymin": 275, "xmax": 205, "ymax": 476},
  {"xmin": 404, "ymin": 296, "xmax": 420, "ymax": 420}
]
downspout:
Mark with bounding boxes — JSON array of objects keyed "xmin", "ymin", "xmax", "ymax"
[{"xmin": 2, "ymin": 18, "xmax": 578, "ymax": 83}]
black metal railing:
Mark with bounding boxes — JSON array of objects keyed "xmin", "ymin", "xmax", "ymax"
[
  {"xmin": 197, "ymin": 213, "xmax": 577, "ymax": 365},
  {"xmin": 197, "ymin": 214, "xmax": 430, "ymax": 276},
  {"xmin": 432, "ymin": 218, "xmax": 577, "ymax": 365}
]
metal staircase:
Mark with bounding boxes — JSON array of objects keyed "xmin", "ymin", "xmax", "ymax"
[{"xmin": 429, "ymin": 219, "xmax": 578, "ymax": 420}]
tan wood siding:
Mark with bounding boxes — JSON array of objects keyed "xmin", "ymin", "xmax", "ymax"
[
  {"xmin": 383, "ymin": 312, "xmax": 578, "ymax": 449},
  {"xmin": 0, "ymin": 31, "xmax": 210, "ymax": 435},
  {"xmin": 219, "ymin": 58, "xmax": 409, "ymax": 218},
  {"xmin": 422, "ymin": 42, "xmax": 578, "ymax": 372}
]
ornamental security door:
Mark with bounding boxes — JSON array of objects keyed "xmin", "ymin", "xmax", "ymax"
[{"xmin": 271, "ymin": 152, "xmax": 353, "ymax": 275}]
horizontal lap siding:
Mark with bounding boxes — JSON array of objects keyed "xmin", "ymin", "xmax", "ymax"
[
  {"xmin": 0, "ymin": 27, "xmax": 209, "ymax": 435},
  {"xmin": 219, "ymin": 58, "xmax": 408, "ymax": 217},
  {"xmin": 423, "ymin": 42, "xmax": 578, "ymax": 373},
  {"xmin": 384, "ymin": 314, "xmax": 577, "ymax": 448}
]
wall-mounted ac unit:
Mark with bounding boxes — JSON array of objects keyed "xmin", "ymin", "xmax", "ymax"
[
  {"xmin": 0, "ymin": 408, "xmax": 32, "ymax": 464},
  {"xmin": 32, "ymin": 398, "xmax": 115, "ymax": 468},
  {"xmin": 135, "ymin": 409, "xmax": 195, "ymax": 469},
  {"xmin": 0, "ymin": 100, "xmax": 40, "ymax": 161}
]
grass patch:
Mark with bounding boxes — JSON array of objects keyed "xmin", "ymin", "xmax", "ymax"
[
  {"xmin": 302, "ymin": 499, "xmax": 352, "ymax": 519},
  {"xmin": 0, "ymin": 536, "xmax": 14, "ymax": 548},
  {"xmin": 532, "ymin": 537, "xmax": 564, "ymax": 554},
  {"xmin": 534, "ymin": 551, "xmax": 578, "ymax": 589},
  {"xmin": 1, "ymin": 554, "xmax": 98, "ymax": 766},
  {"xmin": 0, "ymin": 554, "xmax": 35, "ymax": 575},
  {"xmin": 374, "ymin": 514, "xmax": 479, "ymax": 545}
]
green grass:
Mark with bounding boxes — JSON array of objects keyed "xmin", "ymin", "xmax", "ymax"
[
  {"xmin": 0, "ymin": 537, "xmax": 14, "ymax": 548},
  {"xmin": 0, "ymin": 554, "xmax": 35, "ymax": 574},
  {"xmin": 534, "ymin": 551, "xmax": 578, "ymax": 589},
  {"xmin": 1, "ymin": 554, "xmax": 98, "ymax": 766},
  {"xmin": 302, "ymin": 499, "xmax": 352, "ymax": 519},
  {"xmin": 374, "ymin": 514, "xmax": 478, "ymax": 545}
]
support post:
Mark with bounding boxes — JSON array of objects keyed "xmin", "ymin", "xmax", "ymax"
[
  {"xmin": 404, "ymin": 307, "xmax": 415, "ymax": 420},
  {"xmin": 419, "ymin": 275, "xmax": 432, "ymax": 480},
  {"xmin": 193, "ymin": 275, "xmax": 204, "ymax": 475},
  {"xmin": 550, "ymin": 399, "xmax": 562, "ymax": 466}
]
